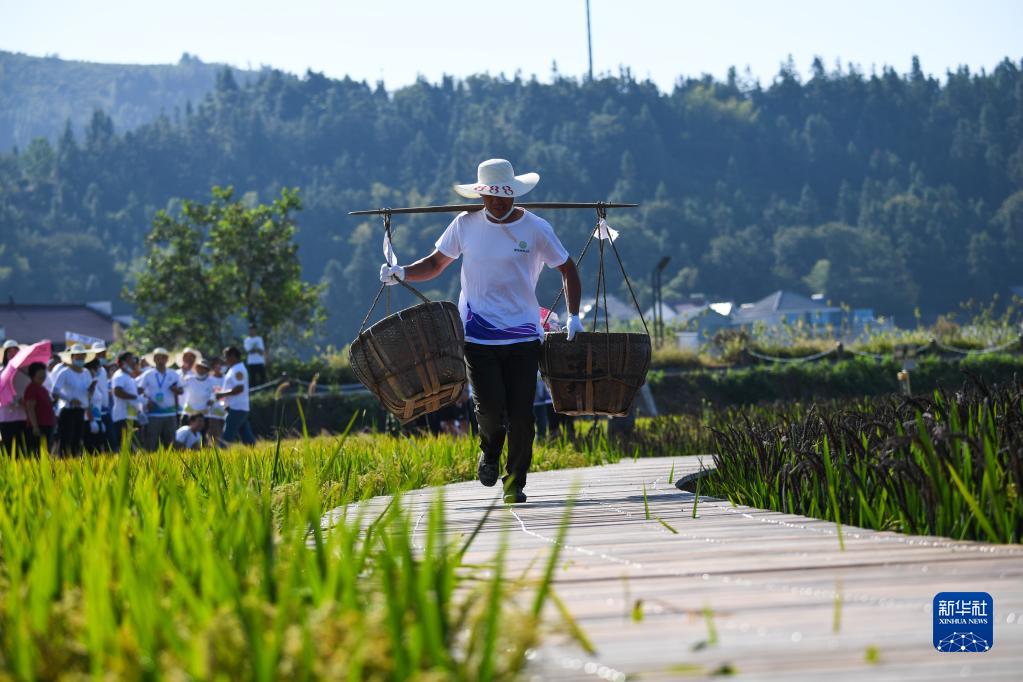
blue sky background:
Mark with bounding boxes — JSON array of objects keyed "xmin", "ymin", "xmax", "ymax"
[{"xmin": 2, "ymin": 0, "xmax": 1021, "ymax": 89}]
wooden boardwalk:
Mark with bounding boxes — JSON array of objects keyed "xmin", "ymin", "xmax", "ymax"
[{"xmin": 328, "ymin": 456, "xmax": 1023, "ymax": 681}]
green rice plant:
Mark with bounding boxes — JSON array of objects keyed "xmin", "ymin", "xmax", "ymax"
[
  {"xmin": 0, "ymin": 433, "xmax": 592, "ymax": 680},
  {"xmin": 703, "ymin": 377, "xmax": 1023, "ymax": 543}
]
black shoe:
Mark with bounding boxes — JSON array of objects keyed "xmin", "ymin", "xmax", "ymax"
[
  {"xmin": 477, "ymin": 453, "xmax": 499, "ymax": 487},
  {"xmin": 503, "ymin": 489, "xmax": 527, "ymax": 504}
]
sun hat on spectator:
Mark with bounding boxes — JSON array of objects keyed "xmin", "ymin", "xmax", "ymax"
[
  {"xmin": 143, "ymin": 347, "xmax": 172, "ymax": 366},
  {"xmin": 58, "ymin": 343, "xmax": 97, "ymax": 364},
  {"xmin": 175, "ymin": 347, "xmax": 204, "ymax": 368}
]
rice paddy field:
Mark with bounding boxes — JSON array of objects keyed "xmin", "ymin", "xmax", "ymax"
[
  {"xmin": 699, "ymin": 377, "xmax": 1023, "ymax": 544},
  {"xmin": 0, "ymin": 432, "xmax": 612, "ymax": 680},
  {"xmin": 1, "ymin": 375, "xmax": 1020, "ymax": 679}
]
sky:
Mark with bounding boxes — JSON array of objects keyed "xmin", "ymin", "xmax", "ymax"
[{"xmin": 2, "ymin": 0, "xmax": 1021, "ymax": 90}]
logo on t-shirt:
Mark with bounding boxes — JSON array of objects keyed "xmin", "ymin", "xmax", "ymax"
[{"xmin": 514, "ymin": 240, "xmax": 529, "ymax": 253}]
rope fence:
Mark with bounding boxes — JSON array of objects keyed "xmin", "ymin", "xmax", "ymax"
[
  {"xmin": 743, "ymin": 335, "xmax": 1022, "ymax": 365},
  {"xmin": 249, "ymin": 375, "xmax": 371, "ymax": 397},
  {"xmin": 249, "ymin": 335, "xmax": 1022, "ymax": 395}
]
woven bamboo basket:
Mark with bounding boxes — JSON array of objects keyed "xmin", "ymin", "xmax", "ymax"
[
  {"xmin": 349, "ymin": 301, "xmax": 467, "ymax": 423},
  {"xmin": 540, "ymin": 331, "xmax": 651, "ymax": 416}
]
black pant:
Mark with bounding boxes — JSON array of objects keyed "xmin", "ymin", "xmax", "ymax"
[
  {"xmin": 0, "ymin": 420, "xmax": 26, "ymax": 456},
  {"xmin": 464, "ymin": 341, "xmax": 541, "ymax": 491},
  {"xmin": 57, "ymin": 407, "xmax": 86, "ymax": 457},
  {"xmin": 24, "ymin": 426, "xmax": 53, "ymax": 456},
  {"xmin": 112, "ymin": 420, "xmax": 135, "ymax": 451},
  {"xmin": 247, "ymin": 363, "xmax": 267, "ymax": 387}
]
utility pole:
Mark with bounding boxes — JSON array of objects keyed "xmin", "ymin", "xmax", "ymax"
[
  {"xmin": 585, "ymin": 0, "xmax": 593, "ymax": 80},
  {"xmin": 652, "ymin": 256, "xmax": 671, "ymax": 348}
]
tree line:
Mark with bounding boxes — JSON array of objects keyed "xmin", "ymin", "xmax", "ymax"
[{"xmin": 1, "ymin": 56, "xmax": 1021, "ymax": 350}]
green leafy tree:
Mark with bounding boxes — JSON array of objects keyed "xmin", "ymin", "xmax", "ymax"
[
  {"xmin": 207, "ymin": 186, "xmax": 325, "ymax": 346},
  {"xmin": 126, "ymin": 198, "xmax": 232, "ymax": 350},
  {"xmin": 125, "ymin": 186, "xmax": 323, "ymax": 352}
]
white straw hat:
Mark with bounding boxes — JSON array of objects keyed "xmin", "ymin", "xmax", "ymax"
[
  {"xmin": 175, "ymin": 347, "xmax": 204, "ymax": 368},
  {"xmin": 453, "ymin": 159, "xmax": 539, "ymax": 199},
  {"xmin": 143, "ymin": 347, "xmax": 172, "ymax": 366},
  {"xmin": 59, "ymin": 343, "xmax": 97, "ymax": 364}
]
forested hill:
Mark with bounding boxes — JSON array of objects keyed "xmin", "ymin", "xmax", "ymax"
[
  {"xmin": 1, "ymin": 57, "xmax": 1022, "ymax": 347},
  {"xmin": 0, "ymin": 51, "xmax": 259, "ymax": 150}
]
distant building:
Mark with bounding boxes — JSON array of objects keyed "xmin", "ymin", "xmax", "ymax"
[
  {"xmin": 672, "ymin": 301, "xmax": 733, "ymax": 341},
  {"xmin": 731, "ymin": 290, "xmax": 845, "ymax": 331},
  {"xmin": 0, "ymin": 301, "xmax": 129, "ymax": 350},
  {"xmin": 580, "ymin": 294, "xmax": 639, "ymax": 324}
]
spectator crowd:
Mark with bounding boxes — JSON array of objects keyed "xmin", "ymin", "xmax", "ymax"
[{"xmin": 0, "ymin": 327, "xmax": 270, "ymax": 456}]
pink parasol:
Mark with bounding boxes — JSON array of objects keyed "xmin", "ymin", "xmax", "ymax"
[{"xmin": 0, "ymin": 340, "xmax": 52, "ymax": 406}]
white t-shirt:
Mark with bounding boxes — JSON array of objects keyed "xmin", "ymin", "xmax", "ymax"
[
  {"xmin": 221, "ymin": 363, "xmax": 250, "ymax": 411},
  {"xmin": 91, "ymin": 367, "xmax": 110, "ymax": 411},
  {"xmin": 45, "ymin": 364, "xmax": 66, "ymax": 393},
  {"xmin": 51, "ymin": 367, "xmax": 93, "ymax": 411},
  {"xmin": 134, "ymin": 374, "xmax": 148, "ymax": 425},
  {"xmin": 138, "ymin": 367, "xmax": 181, "ymax": 417},
  {"xmin": 175, "ymin": 425, "xmax": 202, "ymax": 449},
  {"xmin": 207, "ymin": 374, "xmax": 228, "ymax": 420},
  {"xmin": 244, "ymin": 336, "xmax": 266, "ymax": 365},
  {"xmin": 181, "ymin": 373, "xmax": 216, "ymax": 415},
  {"xmin": 110, "ymin": 369, "xmax": 139, "ymax": 422},
  {"xmin": 435, "ymin": 209, "xmax": 569, "ymax": 345}
]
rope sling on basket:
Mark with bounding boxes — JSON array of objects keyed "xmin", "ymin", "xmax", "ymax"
[
  {"xmin": 348, "ymin": 211, "xmax": 467, "ymax": 424},
  {"xmin": 540, "ymin": 204, "xmax": 652, "ymax": 416}
]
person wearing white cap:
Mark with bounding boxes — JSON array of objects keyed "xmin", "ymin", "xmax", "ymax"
[
  {"xmin": 1, "ymin": 339, "xmax": 20, "ymax": 365},
  {"xmin": 50, "ymin": 343, "xmax": 97, "ymax": 456},
  {"xmin": 138, "ymin": 347, "xmax": 183, "ymax": 451},
  {"xmin": 0, "ymin": 340, "xmax": 28, "ymax": 454},
  {"xmin": 379, "ymin": 159, "xmax": 582, "ymax": 504}
]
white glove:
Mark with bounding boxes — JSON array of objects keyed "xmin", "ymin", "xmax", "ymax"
[
  {"xmin": 379, "ymin": 263, "xmax": 405, "ymax": 286},
  {"xmin": 566, "ymin": 314, "xmax": 584, "ymax": 341}
]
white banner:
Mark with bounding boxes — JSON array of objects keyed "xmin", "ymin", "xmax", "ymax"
[{"xmin": 65, "ymin": 331, "xmax": 105, "ymax": 347}]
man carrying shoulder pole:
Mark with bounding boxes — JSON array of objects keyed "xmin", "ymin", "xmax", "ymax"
[{"xmin": 380, "ymin": 159, "xmax": 583, "ymax": 503}]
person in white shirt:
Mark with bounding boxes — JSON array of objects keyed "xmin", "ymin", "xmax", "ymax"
[
  {"xmin": 45, "ymin": 355, "xmax": 65, "ymax": 396},
  {"xmin": 138, "ymin": 347, "xmax": 183, "ymax": 451},
  {"xmin": 379, "ymin": 159, "xmax": 582, "ymax": 504},
  {"xmin": 174, "ymin": 413, "xmax": 204, "ymax": 450},
  {"xmin": 89, "ymin": 342, "xmax": 114, "ymax": 448},
  {"xmin": 110, "ymin": 351, "xmax": 140, "ymax": 450},
  {"xmin": 180, "ymin": 357, "xmax": 215, "ymax": 421},
  {"xmin": 50, "ymin": 343, "xmax": 97, "ymax": 457},
  {"xmin": 243, "ymin": 326, "xmax": 267, "ymax": 387},
  {"xmin": 205, "ymin": 356, "xmax": 228, "ymax": 445},
  {"xmin": 176, "ymin": 347, "xmax": 202, "ymax": 380},
  {"xmin": 215, "ymin": 346, "xmax": 255, "ymax": 445},
  {"xmin": 84, "ymin": 358, "xmax": 109, "ymax": 452}
]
